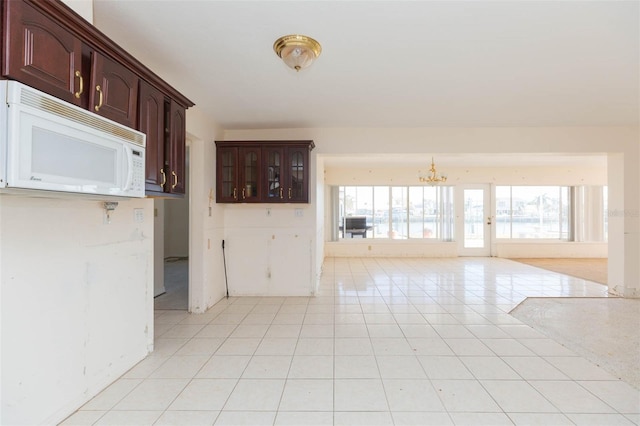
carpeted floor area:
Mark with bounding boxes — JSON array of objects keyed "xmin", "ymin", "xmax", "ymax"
[
  {"xmin": 510, "ymin": 258, "xmax": 608, "ymax": 285},
  {"xmin": 511, "ymin": 297, "xmax": 640, "ymax": 390}
]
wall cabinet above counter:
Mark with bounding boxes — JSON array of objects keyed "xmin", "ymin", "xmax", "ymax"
[
  {"xmin": 216, "ymin": 140, "xmax": 315, "ymax": 204},
  {"xmin": 1, "ymin": 0, "xmax": 194, "ymax": 197}
]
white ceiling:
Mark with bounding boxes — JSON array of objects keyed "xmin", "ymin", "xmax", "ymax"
[{"xmin": 92, "ymin": 0, "xmax": 638, "ymax": 167}]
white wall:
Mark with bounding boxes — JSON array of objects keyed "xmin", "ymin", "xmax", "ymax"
[
  {"xmin": 324, "ymin": 165, "xmax": 607, "ymax": 187},
  {"xmin": 60, "ymin": 0, "xmax": 93, "ymax": 23},
  {"xmin": 0, "ymin": 195, "xmax": 153, "ymax": 425},
  {"xmin": 164, "ymin": 147, "xmax": 190, "ymax": 258},
  {"xmin": 153, "ymin": 199, "xmax": 165, "ymax": 296},
  {"xmin": 164, "ymin": 200, "xmax": 189, "ymax": 257},
  {"xmin": 222, "ymin": 204, "xmax": 315, "ymax": 296},
  {"xmin": 607, "ymin": 151, "xmax": 640, "ymax": 297},
  {"xmin": 186, "ymin": 107, "xmax": 227, "ymax": 312},
  {"xmin": 327, "ymin": 240, "xmax": 459, "ymax": 258},
  {"xmin": 314, "ymin": 155, "xmax": 326, "ymax": 293}
]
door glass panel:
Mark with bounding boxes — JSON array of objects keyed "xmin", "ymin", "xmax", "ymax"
[
  {"xmin": 244, "ymin": 151, "xmax": 258, "ymax": 198},
  {"xmin": 266, "ymin": 151, "xmax": 281, "ymax": 199},
  {"xmin": 463, "ymin": 189, "xmax": 484, "ymax": 248}
]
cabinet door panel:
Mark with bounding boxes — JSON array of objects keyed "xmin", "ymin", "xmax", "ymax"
[
  {"xmin": 138, "ymin": 81, "xmax": 165, "ymax": 193},
  {"xmin": 263, "ymin": 146, "xmax": 285, "ymax": 202},
  {"xmin": 4, "ymin": 0, "xmax": 82, "ymax": 105},
  {"xmin": 89, "ymin": 52, "xmax": 138, "ymax": 128},
  {"xmin": 286, "ymin": 146, "xmax": 310, "ymax": 202},
  {"xmin": 217, "ymin": 147, "xmax": 238, "ymax": 202},
  {"xmin": 168, "ymin": 100, "xmax": 186, "ymax": 194},
  {"xmin": 239, "ymin": 147, "xmax": 261, "ymax": 202}
]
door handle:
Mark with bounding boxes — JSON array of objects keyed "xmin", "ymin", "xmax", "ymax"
[
  {"xmin": 160, "ymin": 169, "xmax": 166, "ymax": 188},
  {"xmin": 487, "ymin": 216, "xmax": 492, "ymax": 225},
  {"xmin": 74, "ymin": 71, "xmax": 83, "ymax": 99},
  {"xmin": 94, "ymin": 85, "xmax": 104, "ymax": 112},
  {"xmin": 171, "ymin": 171, "xmax": 178, "ymax": 189}
]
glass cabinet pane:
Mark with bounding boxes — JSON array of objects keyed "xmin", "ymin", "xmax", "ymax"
[
  {"xmin": 221, "ymin": 149, "xmax": 235, "ymax": 198},
  {"xmin": 266, "ymin": 150, "xmax": 281, "ymax": 199},
  {"xmin": 289, "ymin": 151, "xmax": 304, "ymax": 199},
  {"xmin": 243, "ymin": 151, "xmax": 258, "ymax": 198}
]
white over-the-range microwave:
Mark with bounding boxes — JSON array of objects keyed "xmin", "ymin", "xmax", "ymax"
[{"xmin": 0, "ymin": 80, "xmax": 146, "ymax": 198}]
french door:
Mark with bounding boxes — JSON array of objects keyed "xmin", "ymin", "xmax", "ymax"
[{"xmin": 457, "ymin": 184, "xmax": 492, "ymax": 256}]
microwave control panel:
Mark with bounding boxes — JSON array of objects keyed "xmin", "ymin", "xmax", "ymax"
[{"xmin": 131, "ymin": 149, "xmax": 145, "ymax": 194}]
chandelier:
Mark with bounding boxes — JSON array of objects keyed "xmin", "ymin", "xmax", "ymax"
[
  {"xmin": 273, "ymin": 34, "xmax": 322, "ymax": 72},
  {"xmin": 419, "ymin": 157, "xmax": 447, "ymax": 185}
]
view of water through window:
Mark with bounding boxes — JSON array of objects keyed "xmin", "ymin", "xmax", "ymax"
[{"xmin": 337, "ymin": 185, "xmax": 603, "ymax": 242}]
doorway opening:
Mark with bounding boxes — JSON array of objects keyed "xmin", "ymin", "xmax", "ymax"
[
  {"xmin": 154, "ymin": 145, "xmax": 190, "ymax": 310},
  {"xmin": 456, "ymin": 184, "xmax": 492, "ymax": 256}
]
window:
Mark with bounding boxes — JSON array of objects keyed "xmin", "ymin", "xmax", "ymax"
[
  {"xmin": 496, "ymin": 186, "xmax": 570, "ymax": 239},
  {"xmin": 338, "ymin": 185, "xmax": 453, "ymax": 240}
]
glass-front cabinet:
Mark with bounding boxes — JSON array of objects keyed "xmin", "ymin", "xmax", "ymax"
[
  {"xmin": 286, "ymin": 146, "xmax": 309, "ymax": 202},
  {"xmin": 264, "ymin": 146, "xmax": 285, "ymax": 201},
  {"xmin": 240, "ymin": 146, "xmax": 261, "ymax": 202},
  {"xmin": 216, "ymin": 146, "xmax": 238, "ymax": 202},
  {"xmin": 215, "ymin": 140, "xmax": 314, "ymax": 203}
]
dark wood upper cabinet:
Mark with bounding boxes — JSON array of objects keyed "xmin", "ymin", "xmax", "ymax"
[
  {"xmin": 89, "ymin": 51, "xmax": 138, "ymax": 128},
  {"xmin": 138, "ymin": 80, "xmax": 165, "ymax": 193},
  {"xmin": 263, "ymin": 145, "xmax": 286, "ymax": 202},
  {"xmin": 239, "ymin": 146, "xmax": 261, "ymax": 202},
  {"xmin": 5, "ymin": 16, "xmax": 141, "ymax": 128},
  {"xmin": 167, "ymin": 100, "xmax": 186, "ymax": 195},
  {"xmin": 3, "ymin": 0, "xmax": 82, "ymax": 105},
  {"xmin": 215, "ymin": 144, "xmax": 262, "ymax": 203},
  {"xmin": 2, "ymin": 0, "xmax": 194, "ymax": 197},
  {"xmin": 286, "ymin": 145, "xmax": 311, "ymax": 203},
  {"xmin": 216, "ymin": 146, "xmax": 239, "ymax": 202},
  {"xmin": 215, "ymin": 141, "xmax": 314, "ymax": 204},
  {"xmin": 138, "ymin": 87, "xmax": 186, "ymax": 197}
]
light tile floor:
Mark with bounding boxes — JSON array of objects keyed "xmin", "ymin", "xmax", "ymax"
[{"xmin": 63, "ymin": 257, "xmax": 640, "ymax": 425}]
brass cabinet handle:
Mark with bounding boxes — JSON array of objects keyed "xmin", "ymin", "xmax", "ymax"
[
  {"xmin": 279, "ymin": 187, "xmax": 283, "ymax": 199},
  {"xmin": 94, "ymin": 85, "xmax": 104, "ymax": 111},
  {"xmin": 288, "ymin": 188, "xmax": 292, "ymax": 199},
  {"xmin": 233, "ymin": 188, "xmax": 237, "ymax": 200},
  {"xmin": 74, "ymin": 70, "xmax": 83, "ymax": 99},
  {"xmin": 171, "ymin": 171, "xmax": 178, "ymax": 189},
  {"xmin": 160, "ymin": 168, "xmax": 166, "ymax": 188},
  {"xmin": 242, "ymin": 188, "xmax": 246, "ymax": 199}
]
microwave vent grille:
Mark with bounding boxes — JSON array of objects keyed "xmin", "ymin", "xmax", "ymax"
[{"xmin": 19, "ymin": 88, "xmax": 145, "ymax": 147}]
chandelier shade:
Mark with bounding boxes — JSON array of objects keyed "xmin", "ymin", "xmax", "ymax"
[{"xmin": 273, "ymin": 34, "xmax": 322, "ymax": 72}]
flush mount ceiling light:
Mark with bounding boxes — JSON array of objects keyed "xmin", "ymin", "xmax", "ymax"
[{"xmin": 273, "ymin": 34, "xmax": 322, "ymax": 72}]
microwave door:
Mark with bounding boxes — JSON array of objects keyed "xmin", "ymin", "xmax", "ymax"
[{"xmin": 9, "ymin": 105, "xmax": 126, "ymax": 196}]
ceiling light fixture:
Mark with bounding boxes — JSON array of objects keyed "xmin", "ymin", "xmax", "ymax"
[
  {"xmin": 273, "ymin": 34, "xmax": 322, "ymax": 72},
  {"xmin": 419, "ymin": 157, "xmax": 447, "ymax": 185}
]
